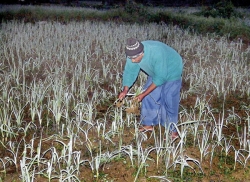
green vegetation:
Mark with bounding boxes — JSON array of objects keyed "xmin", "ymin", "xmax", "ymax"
[
  {"xmin": 0, "ymin": 3, "xmax": 250, "ymax": 42},
  {"xmin": 194, "ymin": 1, "xmax": 242, "ymax": 19}
]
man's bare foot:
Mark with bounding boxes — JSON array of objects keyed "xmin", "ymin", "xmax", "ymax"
[
  {"xmin": 171, "ymin": 131, "xmax": 179, "ymax": 140},
  {"xmin": 139, "ymin": 125, "xmax": 153, "ymax": 132}
]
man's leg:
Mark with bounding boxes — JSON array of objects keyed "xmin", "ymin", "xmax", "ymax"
[
  {"xmin": 160, "ymin": 79, "xmax": 182, "ymax": 132},
  {"xmin": 140, "ymin": 77, "xmax": 163, "ymax": 128}
]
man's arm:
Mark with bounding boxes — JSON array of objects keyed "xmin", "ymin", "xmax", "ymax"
[{"xmin": 135, "ymin": 83, "xmax": 156, "ymax": 102}]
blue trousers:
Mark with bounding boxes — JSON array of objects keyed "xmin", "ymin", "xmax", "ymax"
[{"xmin": 140, "ymin": 77, "xmax": 182, "ymax": 131}]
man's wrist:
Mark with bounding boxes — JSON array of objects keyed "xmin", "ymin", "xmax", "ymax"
[
  {"xmin": 123, "ymin": 86, "xmax": 129, "ymax": 92},
  {"xmin": 141, "ymin": 92, "xmax": 147, "ymax": 98}
]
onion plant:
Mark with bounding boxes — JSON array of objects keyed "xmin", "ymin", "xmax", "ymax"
[{"xmin": 0, "ymin": 11, "xmax": 249, "ymax": 181}]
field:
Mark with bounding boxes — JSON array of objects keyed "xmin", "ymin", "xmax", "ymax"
[{"xmin": 0, "ymin": 6, "xmax": 250, "ymax": 182}]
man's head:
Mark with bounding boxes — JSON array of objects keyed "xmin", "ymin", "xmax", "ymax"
[{"xmin": 125, "ymin": 38, "xmax": 144, "ymax": 62}]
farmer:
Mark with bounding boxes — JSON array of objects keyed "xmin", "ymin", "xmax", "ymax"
[{"xmin": 118, "ymin": 38, "xmax": 183, "ymax": 139}]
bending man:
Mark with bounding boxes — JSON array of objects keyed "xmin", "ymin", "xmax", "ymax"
[{"xmin": 119, "ymin": 38, "xmax": 183, "ymax": 139}]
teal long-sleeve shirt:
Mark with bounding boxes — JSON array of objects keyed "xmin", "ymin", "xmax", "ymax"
[{"xmin": 122, "ymin": 40, "xmax": 183, "ymax": 88}]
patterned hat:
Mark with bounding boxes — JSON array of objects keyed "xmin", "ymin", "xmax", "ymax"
[{"xmin": 125, "ymin": 38, "xmax": 144, "ymax": 57}]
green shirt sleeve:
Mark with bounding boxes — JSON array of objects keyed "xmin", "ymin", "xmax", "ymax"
[{"xmin": 122, "ymin": 58, "xmax": 141, "ymax": 88}]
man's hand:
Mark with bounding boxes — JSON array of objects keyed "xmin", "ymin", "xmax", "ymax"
[
  {"xmin": 134, "ymin": 93, "xmax": 146, "ymax": 102},
  {"xmin": 134, "ymin": 83, "xmax": 157, "ymax": 102},
  {"xmin": 118, "ymin": 86, "xmax": 129, "ymax": 100},
  {"xmin": 118, "ymin": 90, "xmax": 127, "ymax": 100}
]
